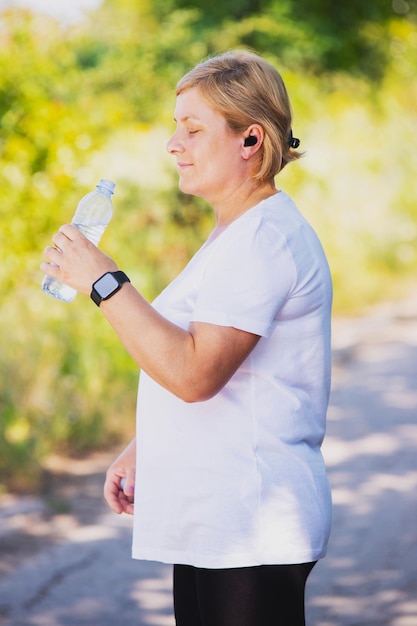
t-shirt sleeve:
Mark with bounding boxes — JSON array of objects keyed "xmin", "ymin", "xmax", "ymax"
[{"xmin": 191, "ymin": 216, "xmax": 297, "ymax": 336}]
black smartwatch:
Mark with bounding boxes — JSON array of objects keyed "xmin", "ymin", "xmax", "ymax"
[{"xmin": 90, "ymin": 271, "xmax": 130, "ymax": 307}]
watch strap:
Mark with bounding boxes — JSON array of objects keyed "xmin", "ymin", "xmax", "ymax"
[{"xmin": 90, "ymin": 270, "xmax": 130, "ymax": 307}]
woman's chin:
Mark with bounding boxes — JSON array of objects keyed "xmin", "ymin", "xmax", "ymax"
[{"xmin": 179, "ymin": 180, "xmax": 199, "ymax": 196}]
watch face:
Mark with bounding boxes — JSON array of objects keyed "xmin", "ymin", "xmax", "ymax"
[{"xmin": 96, "ymin": 273, "xmax": 119, "ymax": 298}]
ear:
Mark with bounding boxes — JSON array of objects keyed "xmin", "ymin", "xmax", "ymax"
[{"xmin": 242, "ymin": 125, "xmax": 263, "ymax": 157}]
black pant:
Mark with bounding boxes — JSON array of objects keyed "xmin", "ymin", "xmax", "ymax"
[{"xmin": 173, "ymin": 562, "xmax": 316, "ymax": 626}]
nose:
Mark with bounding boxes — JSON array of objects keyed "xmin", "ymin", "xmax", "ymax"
[{"xmin": 166, "ymin": 131, "xmax": 184, "ymax": 154}]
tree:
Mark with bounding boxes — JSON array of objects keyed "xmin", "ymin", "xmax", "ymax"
[{"xmin": 163, "ymin": 0, "xmax": 417, "ymax": 78}]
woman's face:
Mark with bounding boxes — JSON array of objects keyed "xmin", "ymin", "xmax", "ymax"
[{"xmin": 166, "ymin": 87, "xmax": 244, "ymax": 205}]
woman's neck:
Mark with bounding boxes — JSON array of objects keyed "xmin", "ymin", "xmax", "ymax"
[
  {"xmin": 212, "ymin": 181, "xmax": 278, "ymax": 229},
  {"xmin": 207, "ymin": 182, "xmax": 279, "ymax": 243}
]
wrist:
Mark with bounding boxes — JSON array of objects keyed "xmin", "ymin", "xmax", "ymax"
[{"xmin": 90, "ymin": 270, "xmax": 130, "ymax": 307}]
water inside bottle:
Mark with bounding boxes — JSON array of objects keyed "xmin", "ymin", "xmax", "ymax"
[
  {"xmin": 73, "ymin": 222, "xmax": 107, "ymax": 246},
  {"xmin": 41, "ymin": 275, "xmax": 77, "ymax": 302},
  {"xmin": 41, "ymin": 222, "xmax": 108, "ymax": 301}
]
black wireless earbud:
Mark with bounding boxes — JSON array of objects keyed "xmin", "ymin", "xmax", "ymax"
[{"xmin": 244, "ymin": 135, "xmax": 257, "ymax": 147}]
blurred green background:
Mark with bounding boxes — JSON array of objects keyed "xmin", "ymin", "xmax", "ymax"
[{"xmin": 1, "ymin": 0, "xmax": 416, "ymax": 491}]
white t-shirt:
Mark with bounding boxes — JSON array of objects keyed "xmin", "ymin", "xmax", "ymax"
[{"xmin": 132, "ymin": 191, "xmax": 332, "ymax": 568}]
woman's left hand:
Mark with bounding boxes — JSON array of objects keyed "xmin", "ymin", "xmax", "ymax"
[
  {"xmin": 104, "ymin": 438, "xmax": 136, "ymax": 516},
  {"xmin": 41, "ymin": 224, "xmax": 118, "ymax": 295}
]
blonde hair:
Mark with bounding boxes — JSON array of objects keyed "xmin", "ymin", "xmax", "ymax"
[{"xmin": 176, "ymin": 50, "xmax": 302, "ymax": 183}]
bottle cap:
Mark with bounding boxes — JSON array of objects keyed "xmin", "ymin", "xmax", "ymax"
[{"xmin": 97, "ymin": 179, "xmax": 115, "ymax": 195}]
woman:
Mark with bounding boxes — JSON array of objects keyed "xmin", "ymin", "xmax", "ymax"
[{"xmin": 42, "ymin": 50, "xmax": 332, "ymax": 625}]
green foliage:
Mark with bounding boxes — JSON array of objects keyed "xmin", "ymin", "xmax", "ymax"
[
  {"xmin": 0, "ymin": 1, "xmax": 416, "ymax": 491},
  {"xmin": 167, "ymin": 0, "xmax": 417, "ymax": 79}
]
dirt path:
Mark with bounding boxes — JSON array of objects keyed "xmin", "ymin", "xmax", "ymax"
[{"xmin": 1, "ymin": 294, "xmax": 416, "ymax": 625}]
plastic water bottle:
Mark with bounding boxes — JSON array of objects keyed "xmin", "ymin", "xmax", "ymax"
[{"xmin": 41, "ymin": 178, "xmax": 115, "ymax": 302}]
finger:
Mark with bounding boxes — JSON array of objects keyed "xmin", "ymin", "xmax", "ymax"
[
  {"xmin": 52, "ymin": 233, "xmax": 64, "ymax": 248},
  {"xmin": 52, "ymin": 228, "xmax": 75, "ymax": 249},
  {"xmin": 59, "ymin": 223, "xmax": 85, "ymax": 240},
  {"xmin": 109, "ymin": 489, "xmax": 134, "ymax": 515},
  {"xmin": 43, "ymin": 245, "xmax": 62, "ymax": 263},
  {"xmin": 122, "ymin": 501, "xmax": 134, "ymax": 515},
  {"xmin": 104, "ymin": 474, "xmax": 133, "ymax": 514},
  {"xmin": 118, "ymin": 490, "xmax": 134, "ymax": 515},
  {"xmin": 120, "ymin": 477, "xmax": 134, "ymax": 503},
  {"xmin": 105, "ymin": 472, "xmax": 135, "ymax": 515},
  {"xmin": 40, "ymin": 260, "xmax": 60, "ymax": 276},
  {"xmin": 104, "ymin": 479, "xmax": 124, "ymax": 514}
]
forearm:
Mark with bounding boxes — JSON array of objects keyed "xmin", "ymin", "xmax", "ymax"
[
  {"xmin": 42, "ymin": 224, "xmax": 258, "ymax": 401},
  {"xmin": 99, "ymin": 282, "xmax": 198, "ymax": 400}
]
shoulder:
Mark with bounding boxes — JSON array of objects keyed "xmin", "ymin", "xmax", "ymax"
[{"xmin": 217, "ymin": 192, "xmax": 303, "ymax": 259}]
